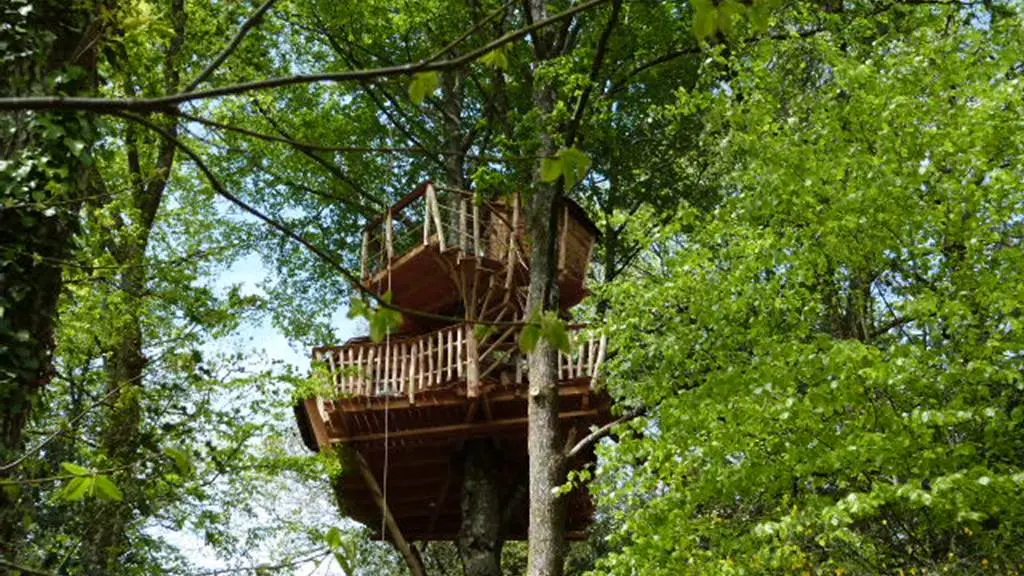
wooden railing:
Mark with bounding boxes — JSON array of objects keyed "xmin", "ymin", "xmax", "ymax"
[
  {"xmin": 314, "ymin": 325, "xmax": 606, "ymax": 402},
  {"xmin": 361, "ymin": 182, "xmax": 521, "ymax": 282}
]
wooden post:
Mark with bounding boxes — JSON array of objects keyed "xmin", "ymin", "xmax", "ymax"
[
  {"xmin": 506, "ymin": 193, "xmax": 519, "ymax": 289},
  {"xmin": 427, "ymin": 184, "xmax": 446, "ymax": 251},
  {"xmin": 472, "ymin": 200, "xmax": 481, "ymax": 258},
  {"xmin": 357, "ymin": 346, "xmax": 365, "ymax": 395},
  {"xmin": 352, "ymin": 451, "xmax": 428, "ymax": 576},
  {"xmin": 456, "ymin": 325, "xmax": 464, "ymax": 379},
  {"xmin": 466, "ymin": 324, "xmax": 479, "ymax": 397},
  {"xmin": 459, "ymin": 195, "xmax": 468, "ymax": 253},
  {"xmin": 403, "ymin": 342, "xmax": 411, "ymax": 401},
  {"xmin": 592, "ymin": 335, "xmax": 607, "ymax": 384},
  {"xmin": 423, "ymin": 195, "xmax": 431, "ymax": 245}
]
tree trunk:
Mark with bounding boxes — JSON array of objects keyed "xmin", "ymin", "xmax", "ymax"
[
  {"xmin": 457, "ymin": 439, "xmax": 505, "ymax": 576},
  {"xmin": 523, "ymin": 2, "xmax": 570, "ymax": 574},
  {"xmin": 0, "ymin": 0, "xmax": 103, "ymax": 552},
  {"xmin": 82, "ymin": 4, "xmax": 185, "ymax": 568}
]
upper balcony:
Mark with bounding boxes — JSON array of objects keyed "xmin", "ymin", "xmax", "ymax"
[{"xmin": 358, "ymin": 182, "xmax": 598, "ymax": 332}]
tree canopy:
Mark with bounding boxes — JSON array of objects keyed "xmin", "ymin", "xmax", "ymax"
[{"xmin": 1, "ymin": 0, "xmax": 1022, "ymax": 574}]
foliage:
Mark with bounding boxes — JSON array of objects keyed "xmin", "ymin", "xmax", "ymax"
[{"xmin": 596, "ymin": 2, "xmax": 1024, "ymax": 574}]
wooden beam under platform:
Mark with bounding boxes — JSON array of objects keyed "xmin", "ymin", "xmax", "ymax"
[{"xmin": 332, "ymin": 409, "xmax": 600, "ymax": 445}]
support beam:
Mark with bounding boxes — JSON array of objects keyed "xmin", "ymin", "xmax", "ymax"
[
  {"xmin": 334, "ymin": 410, "xmax": 600, "ymax": 444},
  {"xmin": 352, "ymin": 450, "xmax": 428, "ymax": 576}
]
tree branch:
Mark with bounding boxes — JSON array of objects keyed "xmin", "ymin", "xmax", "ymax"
[
  {"xmin": 565, "ymin": 406, "xmax": 644, "ymax": 460},
  {"xmin": 0, "ymin": 0, "xmax": 610, "ymax": 112},
  {"xmin": 565, "ymin": 0, "xmax": 620, "ymax": 147},
  {"xmin": 113, "ymin": 112, "xmax": 532, "ymax": 329},
  {"xmin": 184, "ymin": 0, "xmax": 280, "ymax": 93}
]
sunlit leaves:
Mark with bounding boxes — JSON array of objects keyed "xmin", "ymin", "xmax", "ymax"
[
  {"xmin": 518, "ymin": 311, "xmax": 572, "ymax": 354},
  {"xmin": 348, "ymin": 292, "xmax": 403, "ymax": 343},
  {"xmin": 408, "ymin": 70, "xmax": 441, "ymax": 104},
  {"xmin": 57, "ymin": 463, "xmax": 123, "ymax": 502},
  {"xmin": 479, "ymin": 45, "xmax": 509, "ymax": 70},
  {"xmin": 539, "ymin": 147, "xmax": 592, "ymax": 190}
]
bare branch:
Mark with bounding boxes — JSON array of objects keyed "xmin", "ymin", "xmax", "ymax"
[{"xmin": 565, "ymin": 406, "xmax": 644, "ymax": 460}]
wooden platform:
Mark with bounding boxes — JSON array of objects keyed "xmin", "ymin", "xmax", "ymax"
[
  {"xmin": 298, "ymin": 181, "xmax": 609, "ymax": 543},
  {"xmin": 359, "ymin": 183, "xmax": 596, "ymax": 333},
  {"xmin": 296, "ymin": 379, "xmax": 612, "ymax": 541}
]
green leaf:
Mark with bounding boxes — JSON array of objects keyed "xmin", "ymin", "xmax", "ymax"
[
  {"xmin": 60, "ymin": 476, "xmax": 91, "ymax": 501},
  {"xmin": 93, "ymin": 475, "xmax": 123, "ymax": 501},
  {"xmin": 518, "ymin": 322, "xmax": 542, "ymax": 354},
  {"xmin": 693, "ymin": 0, "xmax": 717, "ymax": 39},
  {"xmin": 540, "ymin": 312, "xmax": 572, "ymax": 354},
  {"xmin": 61, "ymin": 462, "xmax": 89, "ymax": 476},
  {"xmin": 409, "ymin": 71, "xmax": 441, "ymax": 104},
  {"xmin": 165, "ymin": 447, "xmax": 193, "ymax": 476},
  {"xmin": 324, "ymin": 526, "xmax": 344, "ymax": 549},
  {"xmin": 540, "ymin": 157, "xmax": 563, "ymax": 183},
  {"xmin": 479, "ymin": 46, "xmax": 509, "ymax": 70},
  {"xmin": 474, "ymin": 324, "xmax": 496, "ymax": 341},
  {"xmin": 557, "ymin": 148, "xmax": 591, "ymax": 190}
]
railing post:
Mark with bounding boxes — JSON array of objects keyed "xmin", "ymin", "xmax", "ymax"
[
  {"xmin": 459, "ymin": 195, "xmax": 468, "ymax": 253},
  {"xmin": 472, "ymin": 200, "xmax": 481, "ymax": 258},
  {"xmin": 466, "ymin": 323, "xmax": 479, "ymax": 397},
  {"xmin": 506, "ymin": 193, "xmax": 519, "ymax": 289},
  {"xmin": 408, "ymin": 342, "xmax": 417, "ymax": 403},
  {"xmin": 423, "ymin": 194, "xmax": 431, "ymax": 246},
  {"xmin": 427, "ymin": 184, "xmax": 446, "ymax": 251}
]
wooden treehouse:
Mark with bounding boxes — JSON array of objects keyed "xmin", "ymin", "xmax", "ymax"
[{"xmin": 295, "ymin": 181, "xmax": 611, "ymax": 542}]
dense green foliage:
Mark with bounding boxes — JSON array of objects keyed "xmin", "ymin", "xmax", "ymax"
[
  {"xmin": 598, "ymin": 2, "xmax": 1024, "ymax": 574},
  {"xmin": 1, "ymin": 0, "xmax": 1021, "ymax": 574}
]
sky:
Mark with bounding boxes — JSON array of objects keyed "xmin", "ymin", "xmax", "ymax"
[{"xmin": 154, "ymin": 252, "xmax": 364, "ymax": 575}]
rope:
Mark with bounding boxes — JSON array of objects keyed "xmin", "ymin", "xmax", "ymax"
[{"xmin": 381, "ymin": 257, "xmax": 392, "ymax": 542}]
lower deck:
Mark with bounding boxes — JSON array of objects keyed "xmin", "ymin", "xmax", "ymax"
[{"xmin": 296, "ymin": 379, "xmax": 612, "ymax": 541}]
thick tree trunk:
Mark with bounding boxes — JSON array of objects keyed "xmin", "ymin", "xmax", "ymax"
[
  {"xmin": 0, "ymin": 0, "xmax": 102, "ymax": 553},
  {"xmin": 523, "ymin": 2, "xmax": 570, "ymax": 574},
  {"xmin": 457, "ymin": 439, "xmax": 505, "ymax": 576}
]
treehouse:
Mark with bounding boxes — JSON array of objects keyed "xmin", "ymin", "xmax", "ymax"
[{"xmin": 295, "ymin": 182, "xmax": 611, "ymax": 542}]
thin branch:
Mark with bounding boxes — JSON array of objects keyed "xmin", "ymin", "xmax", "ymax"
[
  {"xmin": 565, "ymin": 0, "xmax": 620, "ymax": 147},
  {"xmin": 0, "ymin": 559, "xmax": 55, "ymax": 576},
  {"xmin": 174, "ymin": 109, "xmax": 525, "ymax": 162},
  {"xmin": 0, "ymin": 0, "xmax": 610, "ymax": 112},
  {"xmin": 188, "ymin": 549, "xmax": 330, "ymax": 576},
  {"xmin": 184, "ymin": 0, "xmax": 280, "ymax": 93},
  {"xmin": 565, "ymin": 406, "xmax": 644, "ymax": 460},
  {"xmin": 425, "ymin": 0, "xmax": 517, "ymax": 63}
]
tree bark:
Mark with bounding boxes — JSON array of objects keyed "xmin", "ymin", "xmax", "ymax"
[
  {"xmin": 523, "ymin": 2, "xmax": 572, "ymax": 574},
  {"xmin": 457, "ymin": 439, "xmax": 505, "ymax": 576},
  {"xmin": 0, "ymin": 0, "xmax": 104, "ymax": 553},
  {"xmin": 81, "ymin": 3, "xmax": 185, "ymax": 569}
]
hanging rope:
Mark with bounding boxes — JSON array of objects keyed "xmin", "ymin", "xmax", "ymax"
[{"xmin": 381, "ymin": 247, "xmax": 393, "ymax": 542}]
